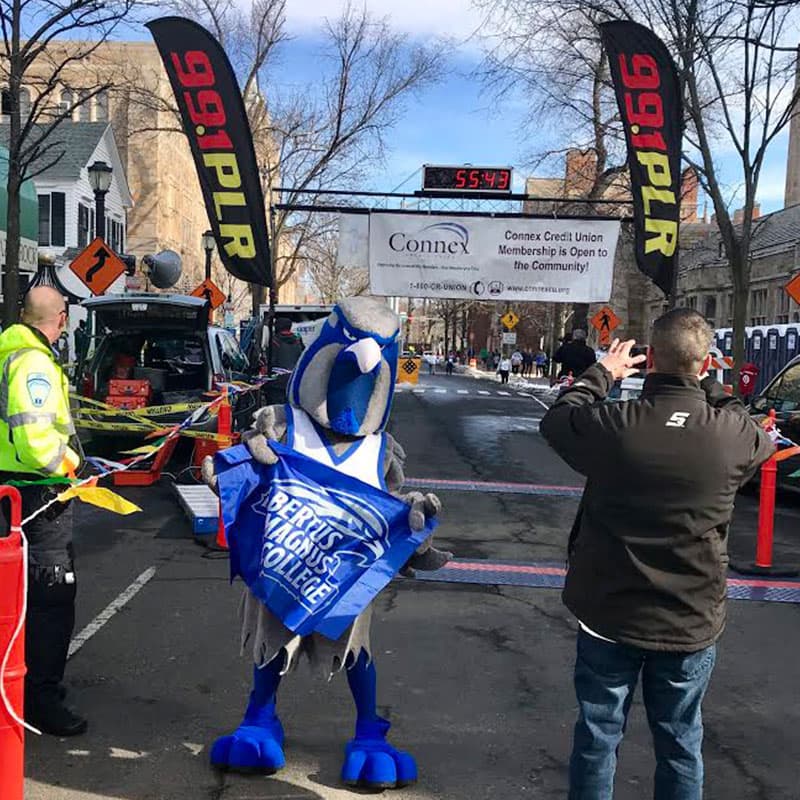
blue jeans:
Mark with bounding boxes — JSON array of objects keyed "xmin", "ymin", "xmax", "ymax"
[{"xmin": 569, "ymin": 629, "xmax": 716, "ymax": 800}]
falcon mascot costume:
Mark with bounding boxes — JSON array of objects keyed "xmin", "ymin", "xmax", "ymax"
[{"xmin": 202, "ymin": 296, "xmax": 450, "ymax": 789}]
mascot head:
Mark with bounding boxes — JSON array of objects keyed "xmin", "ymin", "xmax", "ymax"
[{"xmin": 288, "ymin": 297, "xmax": 400, "ymax": 436}]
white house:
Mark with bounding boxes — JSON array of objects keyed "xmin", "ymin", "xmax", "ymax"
[{"xmin": 26, "ymin": 122, "xmax": 133, "ymax": 297}]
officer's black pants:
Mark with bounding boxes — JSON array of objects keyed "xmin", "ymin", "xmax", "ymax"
[
  {"xmin": 0, "ymin": 483, "xmax": 76, "ymax": 710},
  {"xmin": 26, "ymin": 564, "xmax": 76, "ymax": 708}
]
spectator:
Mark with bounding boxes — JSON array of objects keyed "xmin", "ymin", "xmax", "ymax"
[
  {"xmin": 535, "ymin": 349, "xmax": 547, "ymax": 378},
  {"xmin": 540, "ymin": 311, "xmax": 774, "ymax": 800},
  {"xmin": 445, "ymin": 354, "xmax": 455, "ymax": 375},
  {"xmin": 74, "ymin": 319, "xmax": 89, "ymax": 365},
  {"xmin": 510, "ymin": 350, "xmax": 523, "ymax": 375},
  {"xmin": 497, "ymin": 355, "xmax": 511, "ymax": 384},
  {"xmin": 554, "ymin": 329, "xmax": 596, "ymax": 379},
  {"xmin": 270, "ymin": 317, "xmax": 304, "ymax": 371},
  {"xmin": 521, "ymin": 350, "xmax": 533, "ymax": 378}
]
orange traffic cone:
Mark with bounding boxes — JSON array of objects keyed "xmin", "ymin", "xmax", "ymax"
[
  {"xmin": 214, "ymin": 388, "xmax": 232, "ymax": 551},
  {"xmin": 215, "ymin": 500, "xmax": 228, "ymax": 550}
]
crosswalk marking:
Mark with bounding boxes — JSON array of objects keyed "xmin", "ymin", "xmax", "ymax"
[{"xmin": 394, "ymin": 384, "xmax": 551, "ymax": 406}]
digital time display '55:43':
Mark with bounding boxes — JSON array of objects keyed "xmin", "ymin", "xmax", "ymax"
[{"xmin": 422, "ymin": 165, "xmax": 513, "ymax": 194}]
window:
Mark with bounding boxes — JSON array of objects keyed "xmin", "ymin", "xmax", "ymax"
[
  {"xmin": 1, "ymin": 89, "xmax": 11, "ymax": 115},
  {"xmin": 59, "ymin": 89, "xmax": 73, "ymax": 118},
  {"xmin": 763, "ymin": 363, "xmax": 800, "ymax": 412},
  {"xmin": 77, "ymin": 91, "xmax": 90, "ymax": 122},
  {"xmin": 78, "ymin": 203, "xmax": 90, "ymax": 248},
  {"xmin": 109, "ymin": 219, "xmax": 123, "ymax": 253},
  {"xmin": 717, "ymin": 240, "xmax": 725, "ymax": 258},
  {"xmin": 96, "ymin": 91, "xmax": 108, "ymax": 122},
  {"xmin": 38, "ymin": 193, "xmax": 65, "ymax": 247},
  {"xmin": 51, "ymin": 192, "xmax": 65, "ymax": 246},
  {"xmin": 38, "ymin": 196, "xmax": 50, "ymax": 246},
  {"xmin": 750, "ymin": 288, "xmax": 768, "ymax": 326},
  {"xmin": 19, "ymin": 88, "xmax": 30, "ymax": 120},
  {"xmin": 704, "ymin": 295, "xmax": 717, "ymax": 324},
  {"xmin": 777, "ymin": 286, "xmax": 791, "ymax": 325},
  {"xmin": 686, "ymin": 295, "xmax": 697, "ymax": 310}
]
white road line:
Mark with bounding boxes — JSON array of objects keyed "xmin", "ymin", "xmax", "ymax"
[
  {"xmin": 412, "ymin": 388, "xmax": 425, "ymax": 394},
  {"xmin": 497, "ymin": 391, "xmax": 511, "ymax": 396},
  {"xmin": 478, "ymin": 390, "xmax": 490, "ymax": 395},
  {"xmin": 68, "ymin": 567, "xmax": 156, "ymax": 659},
  {"xmin": 457, "ymin": 389, "xmax": 469, "ymax": 394},
  {"xmin": 517, "ymin": 392, "xmax": 533, "ymax": 397},
  {"xmin": 531, "ymin": 395, "xmax": 550, "ymax": 411},
  {"xmin": 434, "ymin": 388, "xmax": 447, "ymax": 394}
]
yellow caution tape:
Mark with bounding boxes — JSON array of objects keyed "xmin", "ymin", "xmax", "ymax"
[
  {"xmin": 179, "ymin": 429, "xmax": 233, "ymax": 443},
  {"xmin": 73, "ymin": 401, "xmax": 205, "ymax": 418},
  {"xmin": 73, "ymin": 419, "xmax": 155, "ymax": 433}
]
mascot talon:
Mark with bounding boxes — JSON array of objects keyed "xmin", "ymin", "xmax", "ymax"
[
  {"xmin": 342, "ymin": 718, "xmax": 418, "ymax": 789},
  {"xmin": 210, "ymin": 722, "xmax": 285, "ymax": 774},
  {"xmin": 211, "ymin": 661, "xmax": 285, "ymax": 774}
]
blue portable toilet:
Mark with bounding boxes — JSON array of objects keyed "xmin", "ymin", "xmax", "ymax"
[
  {"xmin": 722, "ymin": 329, "xmax": 734, "ymax": 357},
  {"xmin": 749, "ymin": 328, "xmax": 766, "ymax": 393},
  {"xmin": 764, "ymin": 327, "xmax": 781, "ymax": 386},
  {"xmin": 786, "ymin": 326, "xmax": 800, "ymax": 367}
]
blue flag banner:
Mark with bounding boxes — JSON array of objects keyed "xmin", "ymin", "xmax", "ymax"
[{"xmin": 215, "ymin": 442, "xmax": 436, "ymax": 640}]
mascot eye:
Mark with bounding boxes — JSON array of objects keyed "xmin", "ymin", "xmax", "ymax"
[{"xmin": 342, "ymin": 328, "xmax": 357, "ymax": 342}]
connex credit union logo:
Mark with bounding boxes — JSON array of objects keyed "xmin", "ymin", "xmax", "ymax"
[{"xmin": 389, "ymin": 222, "xmax": 469, "ymax": 256}]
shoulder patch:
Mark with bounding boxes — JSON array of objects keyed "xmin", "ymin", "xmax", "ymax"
[{"xmin": 26, "ymin": 372, "xmax": 52, "ymax": 408}]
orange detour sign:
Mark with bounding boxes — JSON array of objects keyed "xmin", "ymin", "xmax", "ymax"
[
  {"xmin": 784, "ymin": 272, "xmax": 800, "ymax": 306},
  {"xmin": 191, "ymin": 278, "xmax": 226, "ymax": 309},
  {"xmin": 70, "ymin": 237, "xmax": 126, "ymax": 295},
  {"xmin": 591, "ymin": 306, "xmax": 621, "ymax": 347}
]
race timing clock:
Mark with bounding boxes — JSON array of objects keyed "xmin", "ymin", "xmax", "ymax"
[{"xmin": 422, "ymin": 164, "xmax": 513, "ymax": 194}]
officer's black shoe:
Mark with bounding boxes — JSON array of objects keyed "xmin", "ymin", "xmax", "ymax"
[{"xmin": 27, "ymin": 703, "xmax": 88, "ymax": 737}]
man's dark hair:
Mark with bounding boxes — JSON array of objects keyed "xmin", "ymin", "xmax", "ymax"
[{"xmin": 650, "ymin": 308, "xmax": 714, "ymax": 375}]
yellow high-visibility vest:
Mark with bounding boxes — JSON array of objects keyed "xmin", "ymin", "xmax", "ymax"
[{"xmin": 0, "ymin": 324, "xmax": 79, "ymax": 476}]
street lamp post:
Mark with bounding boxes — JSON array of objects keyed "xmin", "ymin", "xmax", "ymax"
[
  {"xmin": 87, "ymin": 161, "xmax": 113, "ymax": 241},
  {"xmin": 201, "ymin": 230, "xmax": 215, "ymax": 282}
]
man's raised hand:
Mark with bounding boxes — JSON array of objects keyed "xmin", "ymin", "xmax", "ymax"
[{"xmin": 599, "ymin": 339, "xmax": 647, "ymax": 381}]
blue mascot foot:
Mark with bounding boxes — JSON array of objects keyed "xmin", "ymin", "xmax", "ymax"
[
  {"xmin": 210, "ymin": 717, "xmax": 285, "ymax": 774},
  {"xmin": 341, "ymin": 717, "xmax": 417, "ymax": 789}
]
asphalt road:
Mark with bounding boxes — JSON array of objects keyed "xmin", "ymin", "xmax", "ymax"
[{"xmin": 24, "ymin": 371, "xmax": 800, "ymax": 799}]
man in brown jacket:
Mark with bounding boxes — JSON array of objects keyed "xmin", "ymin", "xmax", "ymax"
[{"xmin": 541, "ymin": 309, "xmax": 773, "ymax": 800}]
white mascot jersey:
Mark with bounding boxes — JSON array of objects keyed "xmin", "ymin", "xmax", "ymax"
[{"xmin": 286, "ymin": 406, "xmax": 386, "ymax": 491}]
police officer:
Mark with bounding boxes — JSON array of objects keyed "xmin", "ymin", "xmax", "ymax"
[{"xmin": 0, "ymin": 286, "xmax": 86, "ymax": 736}]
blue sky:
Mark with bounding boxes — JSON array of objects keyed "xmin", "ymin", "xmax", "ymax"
[{"xmin": 271, "ymin": 0, "xmax": 794, "ymax": 216}]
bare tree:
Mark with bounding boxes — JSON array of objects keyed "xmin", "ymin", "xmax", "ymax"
[
  {"xmin": 142, "ymin": 0, "xmax": 443, "ymax": 312},
  {"xmin": 478, "ymin": 0, "xmax": 800, "ymax": 385},
  {"xmin": 302, "ymin": 219, "xmax": 369, "ymax": 303},
  {"xmin": 0, "ymin": 0, "xmax": 138, "ymax": 325},
  {"xmin": 256, "ymin": 4, "xmax": 444, "ymax": 308}
]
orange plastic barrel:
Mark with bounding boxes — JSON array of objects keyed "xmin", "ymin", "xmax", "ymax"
[{"xmin": 0, "ymin": 485, "xmax": 24, "ymax": 800}]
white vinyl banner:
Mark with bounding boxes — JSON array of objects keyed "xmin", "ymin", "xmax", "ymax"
[
  {"xmin": 337, "ymin": 213, "xmax": 370, "ymax": 269},
  {"xmin": 368, "ymin": 213, "xmax": 620, "ymax": 303}
]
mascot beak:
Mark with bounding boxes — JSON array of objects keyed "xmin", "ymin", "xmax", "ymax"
[{"xmin": 343, "ymin": 338, "xmax": 382, "ymax": 374}]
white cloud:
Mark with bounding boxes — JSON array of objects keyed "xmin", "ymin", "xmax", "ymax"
[{"xmin": 285, "ymin": 0, "xmax": 485, "ymax": 40}]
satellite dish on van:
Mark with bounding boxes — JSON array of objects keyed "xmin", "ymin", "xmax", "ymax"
[{"xmin": 142, "ymin": 250, "xmax": 182, "ymax": 289}]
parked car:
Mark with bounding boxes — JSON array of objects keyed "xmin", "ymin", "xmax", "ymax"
[
  {"xmin": 748, "ymin": 354, "xmax": 800, "ymax": 489},
  {"xmin": 75, "ymin": 294, "xmax": 260, "ymax": 444}
]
